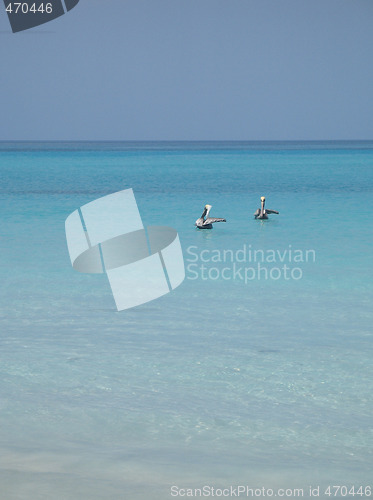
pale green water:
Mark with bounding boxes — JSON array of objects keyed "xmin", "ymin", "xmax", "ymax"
[{"xmin": 0, "ymin": 142, "xmax": 372, "ymax": 499}]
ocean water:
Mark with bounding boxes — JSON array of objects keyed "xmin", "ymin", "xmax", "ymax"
[{"xmin": 0, "ymin": 142, "xmax": 372, "ymax": 499}]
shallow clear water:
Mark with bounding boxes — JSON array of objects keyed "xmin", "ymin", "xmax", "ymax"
[{"xmin": 0, "ymin": 142, "xmax": 372, "ymax": 499}]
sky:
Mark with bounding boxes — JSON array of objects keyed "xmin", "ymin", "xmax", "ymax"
[{"xmin": 1, "ymin": 0, "xmax": 373, "ymax": 141}]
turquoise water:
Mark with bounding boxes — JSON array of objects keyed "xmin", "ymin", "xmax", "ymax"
[{"xmin": 0, "ymin": 142, "xmax": 372, "ymax": 499}]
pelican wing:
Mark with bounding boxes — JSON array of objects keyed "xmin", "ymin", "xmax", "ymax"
[
  {"xmin": 254, "ymin": 209, "xmax": 260, "ymax": 217},
  {"xmin": 204, "ymin": 217, "xmax": 226, "ymax": 225},
  {"xmin": 265, "ymin": 209, "xmax": 279, "ymax": 214}
]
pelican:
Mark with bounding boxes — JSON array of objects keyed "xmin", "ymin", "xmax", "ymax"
[
  {"xmin": 195, "ymin": 204, "xmax": 226, "ymax": 229},
  {"xmin": 254, "ymin": 196, "xmax": 279, "ymax": 220}
]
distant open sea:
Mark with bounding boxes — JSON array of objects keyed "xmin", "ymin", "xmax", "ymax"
[{"xmin": 0, "ymin": 141, "xmax": 372, "ymax": 499}]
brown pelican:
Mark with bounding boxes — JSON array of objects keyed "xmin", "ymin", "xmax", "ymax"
[
  {"xmin": 254, "ymin": 196, "xmax": 279, "ymax": 220},
  {"xmin": 195, "ymin": 204, "xmax": 226, "ymax": 229}
]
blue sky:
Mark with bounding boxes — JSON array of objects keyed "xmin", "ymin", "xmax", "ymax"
[{"xmin": 1, "ymin": 0, "xmax": 373, "ymax": 140}]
